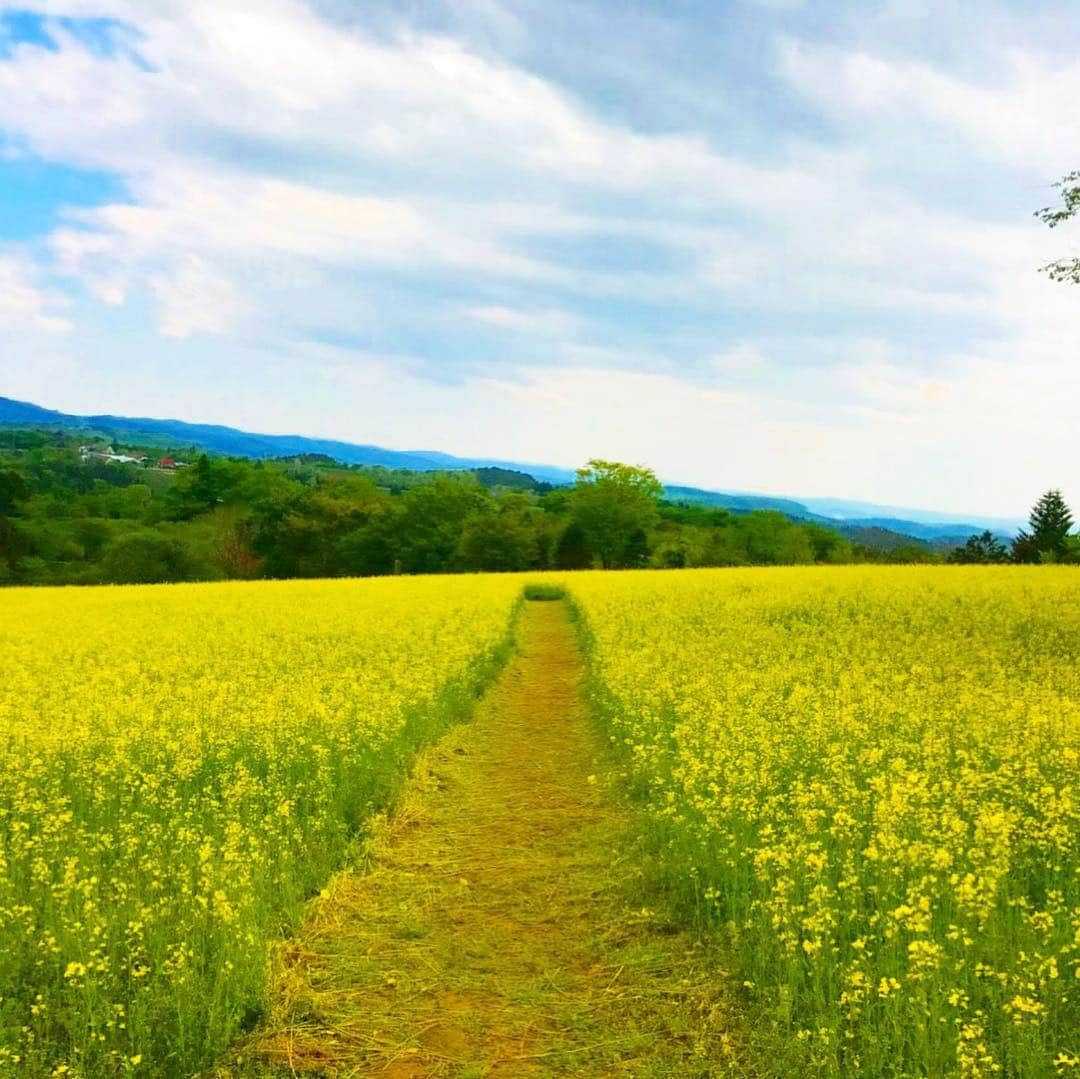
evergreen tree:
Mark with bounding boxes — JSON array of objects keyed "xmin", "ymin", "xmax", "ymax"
[{"xmin": 1012, "ymin": 490, "xmax": 1074, "ymax": 563}]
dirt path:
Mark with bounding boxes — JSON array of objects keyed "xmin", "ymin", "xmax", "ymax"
[{"xmin": 227, "ymin": 601, "xmax": 738, "ymax": 1077}]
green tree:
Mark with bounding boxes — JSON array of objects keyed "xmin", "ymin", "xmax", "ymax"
[
  {"xmin": 166, "ymin": 454, "xmax": 222, "ymax": 520},
  {"xmin": 0, "ymin": 469, "xmax": 30, "ymax": 579},
  {"xmin": 739, "ymin": 511, "xmax": 814, "ymax": 565},
  {"xmin": 100, "ymin": 530, "xmax": 191, "ymax": 584},
  {"xmin": 0, "ymin": 515, "xmax": 29, "ymax": 577},
  {"xmin": 622, "ymin": 527, "xmax": 650, "ymax": 568},
  {"xmin": 702, "ymin": 527, "xmax": 748, "ymax": 566},
  {"xmin": 1036, "ymin": 171, "xmax": 1080, "ymax": 283},
  {"xmin": 457, "ymin": 500, "xmax": 538, "ymax": 572},
  {"xmin": 0, "ymin": 469, "xmax": 28, "ymax": 515},
  {"xmin": 337, "ymin": 509, "xmax": 402, "ymax": 577},
  {"xmin": 804, "ymin": 523, "xmax": 854, "ymax": 564},
  {"xmin": 247, "ymin": 472, "xmax": 387, "ymax": 578},
  {"xmin": 73, "ymin": 518, "xmax": 115, "ymax": 560},
  {"xmin": 569, "ymin": 459, "xmax": 662, "ymax": 569},
  {"xmin": 397, "ymin": 478, "xmax": 490, "ymax": 574},
  {"xmin": 554, "ymin": 520, "xmax": 591, "ymax": 569},
  {"xmin": 650, "ymin": 535, "xmax": 691, "ymax": 568},
  {"xmin": 1012, "ymin": 490, "xmax": 1074, "ymax": 563},
  {"xmin": 948, "ymin": 530, "xmax": 1010, "ymax": 565}
]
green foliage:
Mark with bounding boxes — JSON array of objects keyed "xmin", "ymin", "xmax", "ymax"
[
  {"xmin": 804, "ymin": 523, "xmax": 854, "ymax": 564},
  {"xmin": 948, "ymin": 530, "xmax": 1011, "ymax": 564},
  {"xmin": 0, "ymin": 470, "xmax": 28, "ymax": 515},
  {"xmin": 522, "ymin": 582, "xmax": 567, "ymax": 600},
  {"xmin": 397, "ymin": 478, "xmax": 489, "ymax": 574},
  {"xmin": 1036, "ymin": 170, "xmax": 1080, "ymax": 283},
  {"xmin": 554, "ymin": 520, "xmax": 591, "ymax": 570},
  {"xmin": 473, "ymin": 466, "xmax": 553, "ymax": 493},
  {"xmin": 0, "ymin": 516, "xmax": 28, "ymax": 574},
  {"xmin": 337, "ymin": 511, "xmax": 401, "ymax": 577},
  {"xmin": 0, "ymin": 431, "xmax": 946, "ymax": 585},
  {"xmin": 457, "ymin": 495, "xmax": 539, "ymax": 572},
  {"xmin": 1013, "ymin": 489, "xmax": 1075, "ymax": 563},
  {"xmin": 100, "ymin": 530, "xmax": 191, "ymax": 584},
  {"xmin": 569, "ymin": 459, "xmax": 662, "ymax": 569}
]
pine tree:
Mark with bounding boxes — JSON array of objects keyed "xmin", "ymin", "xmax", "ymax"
[{"xmin": 1012, "ymin": 489, "xmax": 1074, "ymax": 563}]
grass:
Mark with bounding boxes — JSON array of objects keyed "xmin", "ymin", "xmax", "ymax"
[{"xmin": 522, "ymin": 582, "xmax": 567, "ymax": 601}]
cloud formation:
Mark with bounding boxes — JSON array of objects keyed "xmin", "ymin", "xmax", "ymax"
[
  {"xmin": 0, "ymin": 250, "xmax": 70, "ymax": 333},
  {"xmin": 0, "ymin": 0, "xmax": 1078, "ymax": 514}
]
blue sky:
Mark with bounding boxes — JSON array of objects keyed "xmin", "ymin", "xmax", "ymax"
[{"xmin": 1, "ymin": 0, "xmax": 1079, "ymax": 515}]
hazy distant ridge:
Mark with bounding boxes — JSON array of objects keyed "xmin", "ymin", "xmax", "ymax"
[{"xmin": 0, "ymin": 396, "xmax": 577, "ymax": 483}]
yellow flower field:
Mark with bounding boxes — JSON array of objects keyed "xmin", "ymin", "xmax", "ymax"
[
  {"xmin": 568, "ymin": 566, "xmax": 1080, "ymax": 1077},
  {"xmin": 0, "ymin": 576, "xmax": 521, "ymax": 1075},
  {"xmin": 3, "ymin": 567, "xmax": 1078, "ymax": 1076}
]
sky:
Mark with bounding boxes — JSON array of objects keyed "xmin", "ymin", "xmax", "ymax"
[{"xmin": 0, "ymin": 1, "xmax": 1078, "ymax": 517}]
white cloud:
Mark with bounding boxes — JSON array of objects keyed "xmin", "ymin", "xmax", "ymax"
[
  {"xmin": 779, "ymin": 38, "xmax": 1080, "ymax": 176},
  {"xmin": 2, "ymin": 1, "xmax": 1080, "ymax": 514},
  {"xmin": 149, "ymin": 254, "xmax": 247, "ymax": 339},
  {"xmin": 0, "ymin": 5, "xmax": 845, "ymax": 342},
  {"xmin": 467, "ymin": 305, "xmax": 578, "ymax": 336},
  {"xmin": 711, "ymin": 343, "xmax": 767, "ymax": 373},
  {"xmin": 0, "ymin": 252, "xmax": 71, "ymax": 333},
  {"xmin": 48, "ymin": 172, "xmax": 572, "ymax": 337},
  {"xmin": 2, "ymin": 1, "xmax": 1035, "ymax": 340},
  {"xmin": 0, "ymin": 1, "xmax": 804, "ymax": 204}
]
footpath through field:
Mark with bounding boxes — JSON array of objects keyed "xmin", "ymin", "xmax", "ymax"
[{"xmin": 227, "ymin": 600, "xmax": 739, "ymax": 1077}]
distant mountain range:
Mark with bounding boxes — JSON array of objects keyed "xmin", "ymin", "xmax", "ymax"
[
  {"xmin": 663, "ymin": 486, "xmax": 1021, "ymax": 543},
  {"xmin": 0, "ymin": 395, "xmax": 577, "ymax": 483},
  {"xmin": 0, "ymin": 395, "xmax": 1022, "ymax": 543}
]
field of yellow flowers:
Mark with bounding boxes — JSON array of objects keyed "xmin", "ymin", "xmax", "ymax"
[
  {"xmin": 0, "ymin": 576, "xmax": 521, "ymax": 1076},
  {"xmin": 569, "ymin": 566, "xmax": 1080, "ymax": 1077},
  {"xmin": 4, "ymin": 567, "xmax": 1078, "ymax": 1076}
]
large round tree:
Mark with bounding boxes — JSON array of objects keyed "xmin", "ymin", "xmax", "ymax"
[{"xmin": 569, "ymin": 459, "xmax": 663, "ymax": 569}]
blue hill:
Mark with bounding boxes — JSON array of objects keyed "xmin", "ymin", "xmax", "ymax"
[{"xmin": 0, "ymin": 395, "xmax": 575, "ymax": 483}]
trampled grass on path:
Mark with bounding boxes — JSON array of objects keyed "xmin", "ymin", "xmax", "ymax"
[{"xmin": 222, "ymin": 600, "xmax": 751, "ymax": 1077}]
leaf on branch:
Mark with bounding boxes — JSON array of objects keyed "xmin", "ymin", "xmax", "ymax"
[
  {"xmin": 1035, "ymin": 171, "xmax": 1080, "ymax": 228},
  {"xmin": 1039, "ymin": 258, "xmax": 1080, "ymax": 284}
]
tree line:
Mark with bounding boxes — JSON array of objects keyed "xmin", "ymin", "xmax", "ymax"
[
  {"xmin": 947, "ymin": 490, "xmax": 1077, "ymax": 564},
  {"xmin": 0, "ymin": 431, "xmax": 1073, "ymax": 585},
  {"xmin": 0, "ymin": 434, "xmax": 856, "ymax": 584}
]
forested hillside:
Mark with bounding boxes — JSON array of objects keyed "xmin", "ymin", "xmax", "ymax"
[{"xmin": 0, "ymin": 431, "xmax": 940, "ymax": 586}]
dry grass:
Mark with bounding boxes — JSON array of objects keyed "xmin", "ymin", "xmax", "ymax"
[{"xmin": 214, "ymin": 602, "xmax": 758, "ymax": 1078}]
